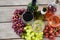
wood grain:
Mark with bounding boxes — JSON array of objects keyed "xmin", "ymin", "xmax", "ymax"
[
  {"xmin": 0, "ymin": 0, "xmax": 60, "ymax": 40},
  {"xmin": 0, "ymin": 5, "xmax": 60, "ymax": 22},
  {"xmin": 0, "ymin": 0, "xmax": 55, "ymax": 5},
  {"xmin": 0, "ymin": 23, "xmax": 20, "ymax": 39},
  {"xmin": 0, "ymin": 6, "xmax": 47, "ymax": 22}
]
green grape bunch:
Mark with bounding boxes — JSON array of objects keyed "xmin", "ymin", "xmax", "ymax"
[{"xmin": 22, "ymin": 25, "xmax": 44, "ymax": 40}]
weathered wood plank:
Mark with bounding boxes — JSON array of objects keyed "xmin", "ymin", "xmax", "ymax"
[
  {"xmin": 0, "ymin": 0, "xmax": 56, "ymax": 5},
  {"xmin": 1, "ymin": 37, "xmax": 60, "ymax": 40},
  {"xmin": 0, "ymin": 6, "xmax": 47, "ymax": 22},
  {"xmin": 0, "ymin": 23, "xmax": 20, "ymax": 39},
  {"xmin": 0, "ymin": 0, "xmax": 32, "ymax": 5},
  {"xmin": 0, "ymin": 21, "xmax": 59, "ymax": 39},
  {"xmin": 0, "ymin": 0, "xmax": 60, "ymax": 40},
  {"xmin": 0, "ymin": 5, "xmax": 60, "ymax": 22},
  {"xmin": 0, "ymin": 6, "xmax": 27, "ymax": 22},
  {"xmin": 43, "ymin": 37, "xmax": 60, "ymax": 40},
  {"xmin": 0, "ymin": 39, "xmax": 24, "ymax": 40},
  {"xmin": 0, "ymin": 22, "xmax": 60, "ymax": 39},
  {"xmin": 0, "ymin": 38, "xmax": 24, "ymax": 40}
]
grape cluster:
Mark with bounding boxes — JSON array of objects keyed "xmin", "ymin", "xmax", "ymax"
[
  {"xmin": 13, "ymin": 9, "xmax": 25, "ymax": 15},
  {"xmin": 22, "ymin": 25, "xmax": 43, "ymax": 40},
  {"xmin": 12, "ymin": 9, "xmax": 26, "ymax": 36},
  {"xmin": 43, "ymin": 25, "xmax": 60, "ymax": 40},
  {"xmin": 48, "ymin": 4, "xmax": 56, "ymax": 13}
]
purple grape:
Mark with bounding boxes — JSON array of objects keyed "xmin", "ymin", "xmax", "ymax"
[
  {"xmin": 16, "ymin": 27, "xmax": 24, "ymax": 36},
  {"xmin": 12, "ymin": 9, "xmax": 26, "ymax": 36},
  {"xmin": 48, "ymin": 5, "xmax": 56, "ymax": 12},
  {"xmin": 19, "ymin": 9, "xmax": 25, "ymax": 15},
  {"xmin": 14, "ymin": 9, "xmax": 19, "ymax": 15}
]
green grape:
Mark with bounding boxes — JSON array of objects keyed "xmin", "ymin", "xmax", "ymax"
[
  {"xmin": 25, "ymin": 36, "xmax": 31, "ymax": 40},
  {"xmin": 24, "ymin": 26, "xmax": 32, "ymax": 30},
  {"xmin": 22, "ymin": 35, "xmax": 25, "ymax": 38},
  {"xmin": 31, "ymin": 35, "xmax": 36, "ymax": 40},
  {"xmin": 35, "ymin": 38, "xmax": 39, "ymax": 40},
  {"xmin": 26, "ymin": 30, "xmax": 32, "ymax": 33},
  {"xmin": 35, "ymin": 32, "xmax": 43, "ymax": 40},
  {"xmin": 30, "ymin": 32, "xmax": 35, "ymax": 37},
  {"xmin": 26, "ymin": 33, "xmax": 31, "ymax": 36},
  {"xmin": 22, "ymin": 25, "xmax": 43, "ymax": 40}
]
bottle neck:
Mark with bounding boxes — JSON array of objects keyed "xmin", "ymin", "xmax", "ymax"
[{"xmin": 32, "ymin": 0, "xmax": 36, "ymax": 6}]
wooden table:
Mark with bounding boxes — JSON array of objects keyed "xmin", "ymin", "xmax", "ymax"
[{"xmin": 0, "ymin": 0, "xmax": 60, "ymax": 40}]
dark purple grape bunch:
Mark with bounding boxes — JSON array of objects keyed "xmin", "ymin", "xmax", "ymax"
[
  {"xmin": 19, "ymin": 9, "xmax": 25, "ymax": 15},
  {"xmin": 13, "ymin": 9, "xmax": 25, "ymax": 15},
  {"xmin": 48, "ymin": 4, "xmax": 57, "ymax": 13},
  {"xmin": 12, "ymin": 9, "xmax": 26, "ymax": 36}
]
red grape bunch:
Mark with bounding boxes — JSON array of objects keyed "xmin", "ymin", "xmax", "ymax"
[
  {"xmin": 12, "ymin": 9, "xmax": 26, "ymax": 36},
  {"xmin": 43, "ymin": 24, "xmax": 60, "ymax": 40}
]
